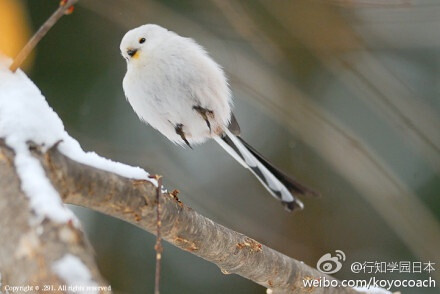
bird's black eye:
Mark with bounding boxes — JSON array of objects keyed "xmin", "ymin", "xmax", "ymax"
[{"xmin": 139, "ymin": 38, "xmax": 146, "ymax": 44}]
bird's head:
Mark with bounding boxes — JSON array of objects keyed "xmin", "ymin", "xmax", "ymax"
[{"xmin": 120, "ymin": 24, "xmax": 170, "ymax": 62}]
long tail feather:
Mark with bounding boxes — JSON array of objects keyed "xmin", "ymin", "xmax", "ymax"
[
  {"xmin": 215, "ymin": 129, "xmax": 308, "ymax": 211},
  {"xmin": 237, "ymin": 137, "xmax": 320, "ymax": 198}
]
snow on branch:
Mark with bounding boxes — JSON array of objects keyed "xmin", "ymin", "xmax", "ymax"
[
  {"xmin": 0, "ymin": 62, "xmax": 388, "ymax": 293},
  {"xmin": 0, "ymin": 142, "xmax": 109, "ymax": 293},
  {"xmin": 0, "ymin": 61, "xmax": 112, "ymax": 292},
  {"xmin": 0, "ymin": 60, "xmax": 156, "ymax": 225}
]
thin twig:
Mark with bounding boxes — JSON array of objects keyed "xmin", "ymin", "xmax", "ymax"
[
  {"xmin": 154, "ymin": 176, "xmax": 163, "ymax": 294},
  {"xmin": 9, "ymin": 0, "xmax": 79, "ymax": 72}
]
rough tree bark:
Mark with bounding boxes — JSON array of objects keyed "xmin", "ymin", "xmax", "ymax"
[
  {"xmin": 0, "ymin": 141, "xmax": 108, "ymax": 292},
  {"xmin": 0, "ymin": 139, "xmax": 361, "ymax": 294}
]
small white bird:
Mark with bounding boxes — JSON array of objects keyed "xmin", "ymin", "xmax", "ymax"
[{"xmin": 120, "ymin": 24, "xmax": 317, "ymax": 211}]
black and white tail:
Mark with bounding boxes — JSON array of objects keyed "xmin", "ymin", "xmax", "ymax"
[{"xmin": 215, "ymin": 129, "xmax": 318, "ymax": 212}]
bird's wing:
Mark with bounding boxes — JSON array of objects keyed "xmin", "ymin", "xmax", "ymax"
[{"xmin": 228, "ymin": 112, "xmax": 241, "ymax": 135}]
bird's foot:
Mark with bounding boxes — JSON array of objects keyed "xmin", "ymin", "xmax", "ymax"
[
  {"xmin": 193, "ymin": 105, "xmax": 214, "ymax": 132},
  {"xmin": 175, "ymin": 123, "xmax": 192, "ymax": 149}
]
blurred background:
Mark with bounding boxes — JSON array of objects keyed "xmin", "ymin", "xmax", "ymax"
[{"xmin": 1, "ymin": 0, "xmax": 439, "ymax": 293}]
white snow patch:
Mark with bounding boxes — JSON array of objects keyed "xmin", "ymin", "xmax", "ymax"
[
  {"xmin": 0, "ymin": 59, "xmax": 155, "ymax": 224},
  {"xmin": 58, "ymin": 135, "xmax": 153, "ymax": 182},
  {"xmin": 52, "ymin": 254, "xmax": 98, "ymax": 294},
  {"xmin": 0, "ymin": 60, "xmax": 77, "ymax": 223}
]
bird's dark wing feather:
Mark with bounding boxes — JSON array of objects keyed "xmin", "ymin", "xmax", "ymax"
[
  {"xmin": 227, "ymin": 112, "xmax": 241, "ymax": 135},
  {"xmin": 237, "ymin": 137, "xmax": 320, "ymax": 197}
]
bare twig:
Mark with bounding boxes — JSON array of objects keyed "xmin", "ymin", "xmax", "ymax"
[
  {"xmin": 9, "ymin": 0, "xmax": 79, "ymax": 72},
  {"xmin": 152, "ymin": 176, "xmax": 163, "ymax": 294}
]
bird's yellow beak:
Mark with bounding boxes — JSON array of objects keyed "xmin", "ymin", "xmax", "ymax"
[{"xmin": 127, "ymin": 48, "xmax": 140, "ymax": 59}]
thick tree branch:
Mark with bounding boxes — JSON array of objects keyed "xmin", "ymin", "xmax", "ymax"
[
  {"xmin": 0, "ymin": 142, "xmax": 108, "ymax": 292},
  {"xmin": 2, "ymin": 142, "xmax": 359, "ymax": 294}
]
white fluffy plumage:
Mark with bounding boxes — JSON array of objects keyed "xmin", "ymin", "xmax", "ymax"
[
  {"xmin": 121, "ymin": 24, "xmax": 317, "ymax": 211},
  {"xmin": 120, "ymin": 24, "xmax": 231, "ymax": 146}
]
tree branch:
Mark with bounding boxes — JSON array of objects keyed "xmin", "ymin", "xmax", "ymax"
[
  {"xmin": 2, "ymin": 142, "xmax": 358, "ymax": 294},
  {"xmin": 10, "ymin": 0, "xmax": 79, "ymax": 72},
  {"xmin": 152, "ymin": 175, "xmax": 163, "ymax": 294},
  {"xmin": 0, "ymin": 142, "xmax": 108, "ymax": 292}
]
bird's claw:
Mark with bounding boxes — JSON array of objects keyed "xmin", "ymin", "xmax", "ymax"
[
  {"xmin": 193, "ymin": 105, "xmax": 214, "ymax": 132},
  {"xmin": 175, "ymin": 123, "xmax": 192, "ymax": 149}
]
